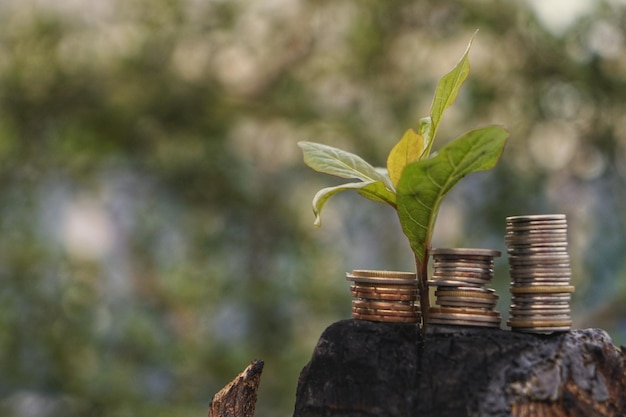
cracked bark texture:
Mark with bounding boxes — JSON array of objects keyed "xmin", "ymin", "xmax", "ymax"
[
  {"xmin": 209, "ymin": 359, "xmax": 264, "ymax": 417},
  {"xmin": 293, "ymin": 319, "xmax": 626, "ymax": 417}
]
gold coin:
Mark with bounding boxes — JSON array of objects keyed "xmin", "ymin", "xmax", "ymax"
[
  {"xmin": 351, "ymin": 291, "xmax": 418, "ymax": 302},
  {"xmin": 507, "ymin": 319, "xmax": 572, "ymax": 327},
  {"xmin": 435, "ymin": 289, "xmax": 498, "ymax": 300},
  {"xmin": 352, "ymin": 300, "xmax": 416, "ymax": 311},
  {"xmin": 352, "ymin": 312, "xmax": 420, "ymax": 323},
  {"xmin": 351, "ymin": 283, "xmax": 418, "ymax": 291},
  {"xmin": 353, "ymin": 307, "xmax": 419, "ymax": 317},
  {"xmin": 350, "ymin": 270, "xmax": 416, "ymax": 279},
  {"xmin": 512, "ymin": 326, "xmax": 570, "ymax": 333}
]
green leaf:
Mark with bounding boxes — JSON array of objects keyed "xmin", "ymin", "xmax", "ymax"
[
  {"xmin": 426, "ymin": 31, "xmax": 477, "ymax": 156},
  {"xmin": 396, "ymin": 125, "xmax": 508, "ymax": 263},
  {"xmin": 298, "ymin": 141, "xmax": 395, "ymax": 191},
  {"xmin": 311, "ymin": 181, "xmax": 396, "ymax": 227},
  {"xmin": 386, "ymin": 129, "xmax": 426, "ymax": 187}
]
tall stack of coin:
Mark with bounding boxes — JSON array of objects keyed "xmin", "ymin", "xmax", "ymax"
[
  {"xmin": 505, "ymin": 214, "xmax": 575, "ymax": 333},
  {"xmin": 347, "ymin": 270, "xmax": 420, "ymax": 323},
  {"xmin": 427, "ymin": 249, "xmax": 502, "ymax": 328}
]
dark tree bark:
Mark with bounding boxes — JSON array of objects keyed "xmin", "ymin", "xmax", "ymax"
[
  {"xmin": 293, "ymin": 320, "xmax": 626, "ymax": 417},
  {"xmin": 209, "ymin": 359, "xmax": 264, "ymax": 417}
]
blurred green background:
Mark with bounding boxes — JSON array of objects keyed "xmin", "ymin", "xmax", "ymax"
[{"xmin": 0, "ymin": 0, "xmax": 625, "ymax": 416}]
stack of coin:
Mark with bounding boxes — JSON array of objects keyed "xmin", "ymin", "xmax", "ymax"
[
  {"xmin": 347, "ymin": 270, "xmax": 420, "ymax": 323},
  {"xmin": 428, "ymin": 248, "xmax": 502, "ymax": 328},
  {"xmin": 505, "ymin": 214, "xmax": 575, "ymax": 333}
]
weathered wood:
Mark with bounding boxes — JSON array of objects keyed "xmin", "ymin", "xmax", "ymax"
[
  {"xmin": 209, "ymin": 359, "xmax": 264, "ymax": 417},
  {"xmin": 293, "ymin": 319, "xmax": 626, "ymax": 417}
]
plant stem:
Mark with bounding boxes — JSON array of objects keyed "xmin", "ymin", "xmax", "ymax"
[{"xmin": 416, "ymin": 254, "xmax": 429, "ymax": 335}]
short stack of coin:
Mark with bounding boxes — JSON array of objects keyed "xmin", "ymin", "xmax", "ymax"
[
  {"xmin": 347, "ymin": 270, "xmax": 420, "ymax": 323},
  {"xmin": 505, "ymin": 214, "xmax": 575, "ymax": 333},
  {"xmin": 427, "ymin": 248, "xmax": 502, "ymax": 328}
]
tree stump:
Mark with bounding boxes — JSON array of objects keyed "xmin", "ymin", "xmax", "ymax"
[{"xmin": 293, "ymin": 319, "xmax": 626, "ymax": 417}]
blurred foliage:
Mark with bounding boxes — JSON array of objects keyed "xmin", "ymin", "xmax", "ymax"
[{"xmin": 0, "ymin": 0, "xmax": 625, "ymax": 416}]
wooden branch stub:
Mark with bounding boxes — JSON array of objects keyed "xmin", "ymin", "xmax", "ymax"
[{"xmin": 209, "ymin": 359, "xmax": 264, "ymax": 417}]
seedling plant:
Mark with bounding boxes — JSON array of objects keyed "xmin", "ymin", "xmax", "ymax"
[{"xmin": 298, "ymin": 33, "xmax": 509, "ymax": 324}]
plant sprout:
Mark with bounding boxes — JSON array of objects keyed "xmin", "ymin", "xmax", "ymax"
[{"xmin": 298, "ymin": 32, "xmax": 509, "ymax": 325}]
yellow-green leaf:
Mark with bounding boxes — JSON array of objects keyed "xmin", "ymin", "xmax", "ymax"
[
  {"xmin": 298, "ymin": 141, "xmax": 395, "ymax": 191},
  {"xmin": 311, "ymin": 181, "xmax": 396, "ymax": 227},
  {"xmin": 386, "ymin": 129, "xmax": 425, "ymax": 187}
]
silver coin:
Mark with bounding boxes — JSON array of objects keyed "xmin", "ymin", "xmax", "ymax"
[
  {"xmin": 436, "ymin": 298, "xmax": 498, "ymax": 309},
  {"xmin": 506, "ymin": 224, "xmax": 567, "ymax": 232},
  {"xmin": 510, "ymin": 268, "xmax": 572, "ymax": 277},
  {"xmin": 507, "ymin": 243, "xmax": 568, "ymax": 250},
  {"xmin": 506, "ymin": 238, "xmax": 568, "ymax": 246},
  {"xmin": 506, "ymin": 220, "xmax": 566, "ymax": 227},
  {"xmin": 433, "ymin": 268, "xmax": 493, "ymax": 277},
  {"xmin": 511, "ymin": 280, "xmax": 572, "ymax": 287},
  {"xmin": 511, "ymin": 308, "xmax": 570, "ymax": 313},
  {"xmin": 427, "ymin": 279, "xmax": 486, "ymax": 288},
  {"xmin": 508, "ymin": 253, "xmax": 570, "ymax": 263},
  {"xmin": 509, "ymin": 259, "xmax": 572, "ymax": 271},
  {"xmin": 511, "ymin": 300, "xmax": 570, "ymax": 310},
  {"xmin": 511, "ymin": 276, "xmax": 572, "ymax": 283},
  {"xmin": 433, "ymin": 267, "xmax": 493, "ymax": 275},
  {"xmin": 506, "ymin": 224, "xmax": 567, "ymax": 231},
  {"xmin": 506, "ymin": 214, "xmax": 566, "ymax": 222},
  {"xmin": 506, "ymin": 247, "xmax": 568, "ymax": 255},
  {"xmin": 511, "ymin": 270, "xmax": 572, "ymax": 277},
  {"xmin": 507, "ymin": 219, "xmax": 566, "ymax": 226},
  {"xmin": 432, "ymin": 272, "xmax": 493, "ymax": 280},
  {"xmin": 506, "ymin": 224, "xmax": 567, "ymax": 230},
  {"xmin": 435, "ymin": 285, "xmax": 497, "ymax": 293},
  {"xmin": 510, "ymin": 282, "xmax": 573, "ymax": 288},
  {"xmin": 509, "ymin": 285, "xmax": 576, "ymax": 295},
  {"xmin": 505, "ymin": 232, "xmax": 568, "ymax": 240},
  {"xmin": 511, "ymin": 292, "xmax": 571, "ymax": 298},
  {"xmin": 512, "ymin": 282, "xmax": 572, "ymax": 288},
  {"xmin": 433, "ymin": 261, "xmax": 493, "ymax": 268},
  {"xmin": 506, "ymin": 240, "xmax": 569, "ymax": 247},
  {"xmin": 511, "ymin": 268, "xmax": 572, "ymax": 276},
  {"xmin": 512, "ymin": 295, "xmax": 572, "ymax": 304},
  {"xmin": 510, "ymin": 303, "xmax": 569, "ymax": 310},
  {"xmin": 430, "ymin": 276, "xmax": 492, "ymax": 286}
]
